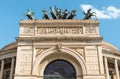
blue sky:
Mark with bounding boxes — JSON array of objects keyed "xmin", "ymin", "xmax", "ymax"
[{"xmin": 0, "ymin": 0, "xmax": 120, "ymax": 50}]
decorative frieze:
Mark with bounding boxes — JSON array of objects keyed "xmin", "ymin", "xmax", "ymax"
[
  {"xmin": 20, "ymin": 20, "xmax": 99, "ymax": 36},
  {"xmin": 23, "ymin": 27, "xmax": 34, "ymax": 34},
  {"xmin": 16, "ymin": 37, "xmax": 103, "ymax": 43},
  {"xmin": 37, "ymin": 27, "xmax": 83, "ymax": 35}
]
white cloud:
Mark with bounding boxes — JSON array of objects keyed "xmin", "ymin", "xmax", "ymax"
[
  {"xmin": 80, "ymin": 5, "xmax": 93, "ymax": 12},
  {"xmin": 80, "ymin": 4, "xmax": 120, "ymax": 19}
]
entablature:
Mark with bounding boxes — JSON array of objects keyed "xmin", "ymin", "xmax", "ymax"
[
  {"xmin": 19, "ymin": 19, "xmax": 100, "ymax": 37},
  {"xmin": 16, "ymin": 36, "xmax": 103, "ymax": 43}
]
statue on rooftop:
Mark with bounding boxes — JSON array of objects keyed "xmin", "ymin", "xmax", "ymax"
[
  {"xmin": 23, "ymin": 6, "xmax": 98, "ymax": 20},
  {"xmin": 62, "ymin": 9, "xmax": 69, "ymax": 19},
  {"xmin": 42, "ymin": 10, "xmax": 50, "ymax": 19},
  {"xmin": 55, "ymin": 6, "xmax": 63, "ymax": 19},
  {"xmin": 25, "ymin": 9, "xmax": 34, "ymax": 20},
  {"xmin": 83, "ymin": 8, "xmax": 96, "ymax": 20},
  {"xmin": 55, "ymin": 7, "xmax": 60, "ymax": 19},
  {"xmin": 41, "ymin": 6, "xmax": 77, "ymax": 20},
  {"xmin": 58, "ymin": 9, "xmax": 63, "ymax": 19},
  {"xmin": 67, "ymin": 10, "xmax": 76, "ymax": 19},
  {"xmin": 50, "ymin": 6, "xmax": 57, "ymax": 19}
]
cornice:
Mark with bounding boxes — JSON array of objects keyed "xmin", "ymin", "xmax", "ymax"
[
  {"xmin": 20, "ymin": 19, "xmax": 99, "ymax": 27},
  {"xmin": 16, "ymin": 36, "xmax": 103, "ymax": 43},
  {"xmin": 0, "ymin": 49, "xmax": 17, "ymax": 55},
  {"xmin": 102, "ymin": 48, "xmax": 120, "ymax": 56}
]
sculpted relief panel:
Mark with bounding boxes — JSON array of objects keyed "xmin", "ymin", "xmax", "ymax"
[
  {"xmin": 20, "ymin": 26, "xmax": 98, "ymax": 36},
  {"xmin": 23, "ymin": 27, "xmax": 34, "ymax": 34},
  {"xmin": 20, "ymin": 26, "xmax": 34, "ymax": 35},
  {"xmin": 37, "ymin": 27, "xmax": 83, "ymax": 35},
  {"xmin": 85, "ymin": 26, "xmax": 97, "ymax": 34}
]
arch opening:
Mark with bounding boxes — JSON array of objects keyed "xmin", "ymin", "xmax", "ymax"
[{"xmin": 44, "ymin": 59, "xmax": 76, "ymax": 79}]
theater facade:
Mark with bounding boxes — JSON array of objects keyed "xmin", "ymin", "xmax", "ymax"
[{"xmin": 0, "ymin": 19, "xmax": 120, "ymax": 79}]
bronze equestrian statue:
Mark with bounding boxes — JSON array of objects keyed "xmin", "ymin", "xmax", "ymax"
[
  {"xmin": 25, "ymin": 9, "xmax": 34, "ymax": 20},
  {"xmin": 83, "ymin": 9, "xmax": 96, "ymax": 20},
  {"xmin": 24, "ymin": 7, "xmax": 97, "ymax": 20},
  {"xmin": 67, "ymin": 10, "xmax": 76, "ymax": 19}
]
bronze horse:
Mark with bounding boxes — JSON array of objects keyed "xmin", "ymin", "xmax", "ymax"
[
  {"xmin": 83, "ymin": 9, "xmax": 96, "ymax": 20},
  {"xmin": 67, "ymin": 10, "xmax": 76, "ymax": 19},
  {"xmin": 26, "ymin": 9, "xmax": 34, "ymax": 20}
]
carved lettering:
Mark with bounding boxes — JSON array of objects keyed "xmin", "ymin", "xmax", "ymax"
[{"xmin": 37, "ymin": 27, "xmax": 83, "ymax": 35}]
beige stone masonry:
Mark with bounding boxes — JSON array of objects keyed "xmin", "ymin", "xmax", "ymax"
[{"xmin": 14, "ymin": 19, "xmax": 106, "ymax": 79}]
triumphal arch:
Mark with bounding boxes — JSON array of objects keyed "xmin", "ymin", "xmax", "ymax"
[{"xmin": 14, "ymin": 7, "xmax": 106, "ymax": 79}]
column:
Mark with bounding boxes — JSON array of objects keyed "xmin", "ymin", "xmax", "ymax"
[
  {"xmin": 104, "ymin": 57, "xmax": 110, "ymax": 79},
  {"xmin": 0, "ymin": 59, "xmax": 4, "ymax": 79},
  {"xmin": 10, "ymin": 57, "xmax": 15, "ymax": 79},
  {"xmin": 114, "ymin": 59, "xmax": 119, "ymax": 79}
]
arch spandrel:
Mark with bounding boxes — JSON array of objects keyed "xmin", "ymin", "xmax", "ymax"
[{"xmin": 32, "ymin": 46, "xmax": 87, "ymax": 77}]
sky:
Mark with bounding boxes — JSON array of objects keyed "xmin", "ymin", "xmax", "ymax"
[{"xmin": 0, "ymin": 0, "xmax": 120, "ymax": 50}]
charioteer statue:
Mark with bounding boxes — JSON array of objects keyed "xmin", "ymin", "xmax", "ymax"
[
  {"xmin": 42, "ymin": 6, "xmax": 76, "ymax": 20},
  {"xmin": 42, "ymin": 10, "xmax": 50, "ymax": 19},
  {"xmin": 62, "ymin": 9, "xmax": 69, "ymax": 19}
]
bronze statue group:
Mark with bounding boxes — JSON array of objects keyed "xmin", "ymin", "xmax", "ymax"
[{"xmin": 25, "ymin": 6, "xmax": 97, "ymax": 20}]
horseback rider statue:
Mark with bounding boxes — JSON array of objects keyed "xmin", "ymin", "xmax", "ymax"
[
  {"xmin": 25, "ymin": 9, "xmax": 35, "ymax": 20},
  {"xmin": 67, "ymin": 10, "xmax": 76, "ymax": 19},
  {"xmin": 83, "ymin": 9, "xmax": 96, "ymax": 20}
]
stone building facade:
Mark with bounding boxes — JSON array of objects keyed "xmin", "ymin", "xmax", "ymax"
[{"xmin": 0, "ymin": 19, "xmax": 120, "ymax": 79}]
